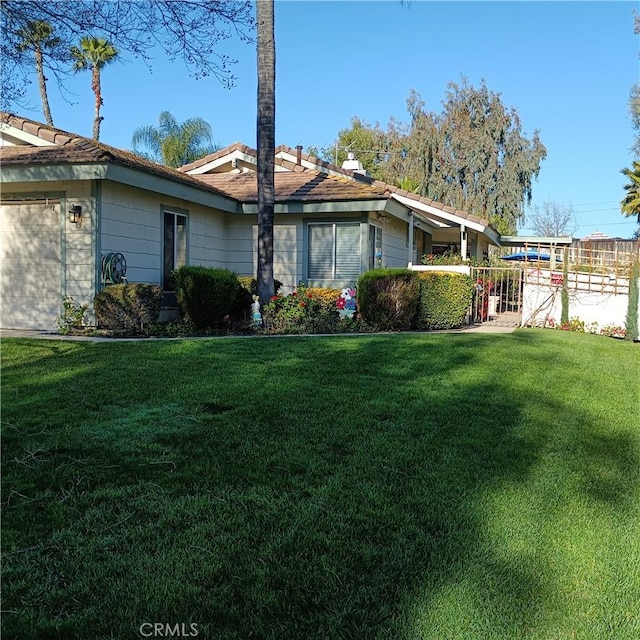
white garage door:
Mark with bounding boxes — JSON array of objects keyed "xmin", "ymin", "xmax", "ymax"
[{"xmin": 0, "ymin": 200, "xmax": 62, "ymax": 330}]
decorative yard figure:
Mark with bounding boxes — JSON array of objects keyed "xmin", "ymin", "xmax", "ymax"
[
  {"xmin": 337, "ymin": 288, "xmax": 357, "ymax": 319},
  {"xmin": 251, "ymin": 295, "xmax": 262, "ymax": 328}
]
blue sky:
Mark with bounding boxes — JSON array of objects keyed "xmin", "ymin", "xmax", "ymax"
[{"xmin": 13, "ymin": 1, "xmax": 640, "ymax": 239}]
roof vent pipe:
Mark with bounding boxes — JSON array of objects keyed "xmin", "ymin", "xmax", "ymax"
[{"xmin": 296, "ymin": 145, "xmax": 303, "ymax": 166}]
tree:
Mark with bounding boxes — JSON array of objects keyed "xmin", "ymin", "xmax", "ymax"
[
  {"xmin": 527, "ymin": 201, "xmax": 577, "ymax": 237},
  {"xmin": 256, "ymin": 0, "xmax": 276, "ymax": 306},
  {"xmin": 132, "ymin": 112, "xmax": 221, "ymax": 168},
  {"xmin": 332, "ymin": 78, "xmax": 547, "ymax": 235},
  {"xmin": 621, "ymin": 161, "xmax": 640, "ymax": 224},
  {"xmin": 330, "ymin": 116, "xmax": 392, "ymax": 173},
  {"xmin": 15, "ymin": 20, "xmax": 62, "ymax": 126},
  {"xmin": 71, "ymin": 36, "xmax": 118, "ymax": 140},
  {"xmin": 1, "ymin": 1, "xmax": 254, "ymax": 110}
]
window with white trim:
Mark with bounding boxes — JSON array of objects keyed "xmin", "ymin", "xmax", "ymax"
[
  {"xmin": 369, "ymin": 224, "xmax": 383, "ymax": 269},
  {"xmin": 308, "ymin": 223, "xmax": 361, "ymax": 281},
  {"xmin": 163, "ymin": 211, "xmax": 187, "ymax": 290}
]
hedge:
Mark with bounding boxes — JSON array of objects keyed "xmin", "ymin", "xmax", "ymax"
[
  {"xmin": 94, "ymin": 283, "xmax": 162, "ymax": 334},
  {"xmin": 356, "ymin": 268, "xmax": 420, "ymax": 331},
  {"xmin": 173, "ymin": 266, "xmax": 251, "ymax": 330},
  {"xmin": 416, "ymin": 271, "xmax": 474, "ymax": 330}
]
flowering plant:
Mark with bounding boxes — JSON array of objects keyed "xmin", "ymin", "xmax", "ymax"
[
  {"xmin": 560, "ymin": 317, "xmax": 585, "ymax": 332},
  {"xmin": 263, "ymin": 286, "xmax": 341, "ymax": 334},
  {"xmin": 422, "ymin": 252, "xmax": 466, "ymax": 266},
  {"xmin": 600, "ymin": 325, "xmax": 626, "ymax": 339}
]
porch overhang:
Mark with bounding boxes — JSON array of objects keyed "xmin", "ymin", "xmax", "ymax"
[{"xmin": 498, "ymin": 235, "xmax": 574, "ymax": 247}]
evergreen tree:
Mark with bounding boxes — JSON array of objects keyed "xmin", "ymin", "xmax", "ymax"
[
  {"xmin": 71, "ymin": 36, "xmax": 118, "ymax": 140},
  {"xmin": 15, "ymin": 20, "xmax": 61, "ymax": 126},
  {"xmin": 620, "ymin": 161, "xmax": 640, "ymax": 224},
  {"xmin": 333, "ymin": 79, "xmax": 547, "ymax": 235},
  {"xmin": 131, "ymin": 112, "xmax": 220, "ymax": 167}
]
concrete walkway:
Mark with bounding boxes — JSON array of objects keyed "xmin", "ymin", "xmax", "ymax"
[{"xmin": 1, "ymin": 315, "xmax": 520, "ymax": 342}]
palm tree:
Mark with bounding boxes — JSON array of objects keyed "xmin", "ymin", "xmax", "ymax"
[
  {"xmin": 256, "ymin": 0, "xmax": 276, "ymax": 306},
  {"xmin": 71, "ymin": 36, "xmax": 118, "ymax": 140},
  {"xmin": 16, "ymin": 20, "xmax": 60, "ymax": 126},
  {"xmin": 131, "ymin": 112, "xmax": 220, "ymax": 168},
  {"xmin": 621, "ymin": 161, "xmax": 640, "ymax": 224}
]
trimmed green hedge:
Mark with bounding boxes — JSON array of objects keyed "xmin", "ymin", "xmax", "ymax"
[
  {"xmin": 357, "ymin": 268, "xmax": 420, "ymax": 331},
  {"xmin": 173, "ymin": 266, "xmax": 251, "ymax": 330},
  {"xmin": 417, "ymin": 271, "xmax": 474, "ymax": 330},
  {"xmin": 94, "ymin": 283, "xmax": 162, "ymax": 334}
]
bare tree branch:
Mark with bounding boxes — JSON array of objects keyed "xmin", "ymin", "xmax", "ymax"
[
  {"xmin": 526, "ymin": 201, "xmax": 577, "ymax": 237},
  {"xmin": 1, "ymin": 1, "xmax": 254, "ymax": 109}
]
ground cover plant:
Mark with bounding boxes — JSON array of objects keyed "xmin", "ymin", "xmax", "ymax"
[{"xmin": 2, "ymin": 331, "xmax": 639, "ymax": 639}]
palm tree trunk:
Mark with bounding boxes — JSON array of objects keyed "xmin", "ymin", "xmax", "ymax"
[
  {"xmin": 91, "ymin": 66, "xmax": 102, "ymax": 140},
  {"xmin": 35, "ymin": 47, "xmax": 53, "ymax": 126},
  {"xmin": 256, "ymin": 0, "xmax": 276, "ymax": 306}
]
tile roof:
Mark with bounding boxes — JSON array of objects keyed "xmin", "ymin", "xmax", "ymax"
[
  {"xmin": 194, "ymin": 170, "xmax": 389, "ymax": 203},
  {"xmin": 274, "ymin": 145, "xmax": 493, "ymax": 228},
  {"xmin": 0, "ymin": 112, "xmax": 230, "ymax": 198},
  {"xmin": 177, "ymin": 142, "xmax": 254, "ymax": 172},
  {"xmin": 184, "ymin": 141, "xmax": 495, "ymax": 230},
  {"xmin": 0, "ymin": 112, "xmax": 497, "ymax": 234}
]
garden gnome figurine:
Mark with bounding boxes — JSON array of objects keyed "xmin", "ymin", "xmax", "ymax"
[{"xmin": 251, "ymin": 295, "xmax": 262, "ymax": 328}]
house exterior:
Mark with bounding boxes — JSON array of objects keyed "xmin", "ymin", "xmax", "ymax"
[{"xmin": 0, "ymin": 112, "xmax": 500, "ymax": 331}]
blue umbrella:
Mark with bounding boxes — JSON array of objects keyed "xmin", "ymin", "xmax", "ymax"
[{"xmin": 501, "ymin": 250, "xmax": 559, "ymax": 262}]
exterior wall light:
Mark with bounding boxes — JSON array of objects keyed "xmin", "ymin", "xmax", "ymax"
[{"xmin": 68, "ymin": 205, "xmax": 82, "ymax": 224}]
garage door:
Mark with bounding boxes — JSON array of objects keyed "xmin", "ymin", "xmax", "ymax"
[{"xmin": 0, "ymin": 200, "xmax": 62, "ymax": 330}]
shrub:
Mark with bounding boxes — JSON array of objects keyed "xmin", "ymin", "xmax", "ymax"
[
  {"xmin": 560, "ymin": 317, "xmax": 585, "ymax": 332},
  {"xmin": 262, "ymin": 286, "xmax": 341, "ymax": 334},
  {"xmin": 57, "ymin": 296, "xmax": 90, "ymax": 334},
  {"xmin": 94, "ymin": 284, "xmax": 162, "ymax": 334},
  {"xmin": 307, "ymin": 287, "xmax": 343, "ymax": 314},
  {"xmin": 172, "ymin": 266, "xmax": 251, "ymax": 330},
  {"xmin": 416, "ymin": 271, "xmax": 474, "ymax": 330},
  {"xmin": 357, "ymin": 269, "xmax": 420, "ymax": 331}
]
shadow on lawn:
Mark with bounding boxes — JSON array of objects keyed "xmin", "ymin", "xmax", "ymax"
[{"xmin": 1, "ymin": 333, "xmax": 638, "ymax": 639}]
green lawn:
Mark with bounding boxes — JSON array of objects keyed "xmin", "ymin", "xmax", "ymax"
[{"xmin": 2, "ymin": 330, "xmax": 639, "ymax": 640}]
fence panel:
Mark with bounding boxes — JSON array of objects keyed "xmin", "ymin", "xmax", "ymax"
[{"xmin": 470, "ymin": 266, "xmax": 523, "ymax": 325}]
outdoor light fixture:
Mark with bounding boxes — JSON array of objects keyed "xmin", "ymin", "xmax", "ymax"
[{"xmin": 68, "ymin": 205, "xmax": 82, "ymax": 224}]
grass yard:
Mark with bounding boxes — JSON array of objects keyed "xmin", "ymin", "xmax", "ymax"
[{"xmin": 1, "ymin": 330, "xmax": 639, "ymax": 640}]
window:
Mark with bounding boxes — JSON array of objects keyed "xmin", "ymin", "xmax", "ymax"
[
  {"xmin": 308, "ymin": 223, "xmax": 361, "ymax": 281},
  {"xmin": 369, "ymin": 224, "xmax": 383, "ymax": 269},
  {"xmin": 163, "ymin": 212, "xmax": 187, "ymax": 290}
]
